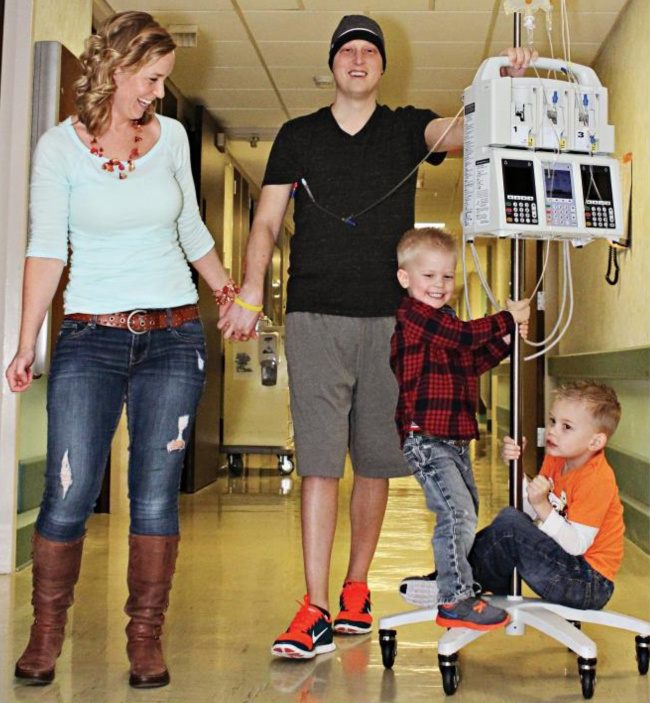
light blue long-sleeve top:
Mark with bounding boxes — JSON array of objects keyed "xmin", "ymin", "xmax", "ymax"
[{"xmin": 26, "ymin": 115, "xmax": 215, "ymax": 314}]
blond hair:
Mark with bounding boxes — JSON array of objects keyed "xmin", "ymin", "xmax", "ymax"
[
  {"xmin": 397, "ymin": 227, "xmax": 459, "ymax": 268},
  {"xmin": 74, "ymin": 11, "xmax": 175, "ymax": 137},
  {"xmin": 553, "ymin": 381, "xmax": 622, "ymax": 437}
]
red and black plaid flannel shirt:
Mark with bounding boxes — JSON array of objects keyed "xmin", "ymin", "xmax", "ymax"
[{"xmin": 390, "ymin": 297, "xmax": 515, "ymax": 446}]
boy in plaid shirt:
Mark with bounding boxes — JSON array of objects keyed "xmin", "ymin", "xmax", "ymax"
[{"xmin": 390, "ymin": 228, "xmax": 530, "ymax": 630}]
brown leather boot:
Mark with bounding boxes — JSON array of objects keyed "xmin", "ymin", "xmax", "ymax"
[
  {"xmin": 124, "ymin": 534, "xmax": 180, "ymax": 688},
  {"xmin": 15, "ymin": 532, "xmax": 84, "ymax": 684}
]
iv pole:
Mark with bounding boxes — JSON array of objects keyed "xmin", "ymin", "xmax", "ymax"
[{"xmin": 508, "ymin": 12, "xmax": 524, "ymax": 600}]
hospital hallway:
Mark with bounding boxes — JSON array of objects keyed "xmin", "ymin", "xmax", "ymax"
[{"xmin": 1, "ymin": 432, "xmax": 648, "ymax": 703}]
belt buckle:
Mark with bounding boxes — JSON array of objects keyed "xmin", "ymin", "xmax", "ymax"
[{"xmin": 126, "ymin": 309, "xmax": 148, "ymax": 335}]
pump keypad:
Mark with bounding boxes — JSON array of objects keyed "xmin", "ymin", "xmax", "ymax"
[
  {"xmin": 505, "ymin": 198, "xmax": 538, "ymax": 225},
  {"xmin": 585, "ymin": 204, "xmax": 615, "ymax": 229}
]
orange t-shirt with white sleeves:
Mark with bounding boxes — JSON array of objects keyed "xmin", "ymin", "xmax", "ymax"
[{"xmin": 540, "ymin": 451, "xmax": 625, "ymax": 582}]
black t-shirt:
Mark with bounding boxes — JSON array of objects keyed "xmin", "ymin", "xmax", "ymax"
[{"xmin": 263, "ymin": 105, "xmax": 445, "ymax": 317}]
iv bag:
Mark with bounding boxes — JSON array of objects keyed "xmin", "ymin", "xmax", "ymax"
[{"xmin": 502, "ymin": 0, "xmax": 551, "ymax": 13}]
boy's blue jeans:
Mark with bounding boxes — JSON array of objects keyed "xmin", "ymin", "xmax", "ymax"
[
  {"xmin": 469, "ymin": 506, "xmax": 615, "ymax": 610},
  {"xmin": 403, "ymin": 434, "xmax": 479, "ymax": 605},
  {"xmin": 36, "ymin": 317, "xmax": 206, "ymax": 542}
]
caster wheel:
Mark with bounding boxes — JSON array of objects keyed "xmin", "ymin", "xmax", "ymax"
[
  {"xmin": 227, "ymin": 454, "xmax": 243, "ymax": 476},
  {"xmin": 578, "ymin": 657, "xmax": 597, "ymax": 700},
  {"xmin": 277, "ymin": 454, "xmax": 294, "ymax": 475},
  {"xmin": 636, "ymin": 635, "xmax": 650, "ymax": 675},
  {"xmin": 439, "ymin": 653, "xmax": 459, "ymax": 695},
  {"xmin": 379, "ymin": 629, "xmax": 397, "ymax": 669}
]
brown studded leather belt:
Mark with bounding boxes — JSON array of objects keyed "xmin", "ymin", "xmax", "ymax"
[{"xmin": 65, "ymin": 304, "xmax": 200, "ymax": 335}]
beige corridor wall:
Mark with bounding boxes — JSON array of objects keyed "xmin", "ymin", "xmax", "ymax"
[
  {"xmin": 557, "ymin": 0, "xmax": 649, "ymax": 355},
  {"xmin": 33, "ymin": 0, "xmax": 92, "ymax": 57}
]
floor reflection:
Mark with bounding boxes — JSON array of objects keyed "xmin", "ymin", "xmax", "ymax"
[{"xmin": 1, "ymin": 436, "xmax": 648, "ymax": 703}]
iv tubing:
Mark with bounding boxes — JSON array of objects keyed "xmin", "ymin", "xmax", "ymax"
[
  {"xmin": 524, "ymin": 241, "xmax": 568, "ymax": 348},
  {"xmin": 524, "ymin": 241, "xmax": 574, "ymax": 361},
  {"xmin": 462, "ymin": 233, "xmax": 473, "ymax": 320}
]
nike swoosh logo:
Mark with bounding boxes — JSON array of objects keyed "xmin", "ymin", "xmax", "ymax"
[{"xmin": 312, "ymin": 629, "xmax": 327, "ymax": 643}]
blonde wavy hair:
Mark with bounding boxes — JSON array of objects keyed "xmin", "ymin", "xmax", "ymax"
[{"xmin": 74, "ymin": 11, "xmax": 176, "ymax": 137}]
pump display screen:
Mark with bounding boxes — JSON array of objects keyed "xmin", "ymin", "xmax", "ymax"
[
  {"xmin": 502, "ymin": 159, "xmax": 539, "ymax": 226},
  {"xmin": 581, "ymin": 165, "xmax": 613, "ymax": 205},
  {"xmin": 502, "ymin": 160, "xmax": 536, "ymax": 199},
  {"xmin": 581, "ymin": 164, "xmax": 616, "ymax": 229},
  {"xmin": 545, "ymin": 168, "xmax": 573, "ymax": 200},
  {"xmin": 543, "ymin": 163, "xmax": 577, "ymax": 228}
]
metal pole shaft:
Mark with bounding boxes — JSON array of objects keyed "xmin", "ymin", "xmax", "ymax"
[{"xmin": 509, "ymin": 11, "xmax": 523, "ymax": 599}]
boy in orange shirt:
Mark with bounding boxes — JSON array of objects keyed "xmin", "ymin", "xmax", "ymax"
[{"xmin": 402, "ymin": 381, "xmax": 624, "ymax": 610}]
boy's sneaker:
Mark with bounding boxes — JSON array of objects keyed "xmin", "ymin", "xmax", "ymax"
[
  {"xmin": 399, "ymin": 571, "xmax": 439, "ymax": 608},
  {"xmin": 333, "ymin": 580, "xmax": 373, "ymax": 634},
  {"xmin": 271, "ymin": 596, "xmax": 336, "ymax": 659},
  {"xmin": 436, "ymin": 596, "xmax": 509, "ymax": 631},
  {"xmin": 399, "ymin": 572, "xmax": 483, "ymax": 608}
]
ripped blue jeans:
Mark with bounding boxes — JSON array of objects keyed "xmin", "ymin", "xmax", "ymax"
[
  {"xmin": 36, "ymin": 317, "xmax": 206, "ymax": 541},
  {"xmin": 403, "ymin": 435, "xmax": 479, "ymax": 605}
]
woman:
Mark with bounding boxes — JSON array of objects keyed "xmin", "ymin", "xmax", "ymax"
[{"xmin": 6, "ymin": 11, "xmax": 238, "ymax": 688}]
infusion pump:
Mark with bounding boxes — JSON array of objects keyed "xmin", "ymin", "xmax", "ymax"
[{"xmin": 462, "ymin": 57, "xmax": 623, "ymax": 244}]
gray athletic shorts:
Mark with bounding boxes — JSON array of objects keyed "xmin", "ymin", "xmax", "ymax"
[{"xmin": 285, "ymin": 312, "xmax": 409, "ymax": 479}]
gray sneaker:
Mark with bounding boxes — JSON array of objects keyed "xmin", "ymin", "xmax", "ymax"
[
  {"xmin": 399, "ymin": 573, "xmax": 482, "ymax": 609},
  {"xmin": 436, "ymin": 596, "xmax": 509, "ymax": 631},
  {"xmin": 399, "ymin": 572, "xmax": 439, "ymax": 608}
]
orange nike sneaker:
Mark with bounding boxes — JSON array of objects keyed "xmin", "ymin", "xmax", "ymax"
[
  {"xmin": 271, "ymin": 596, "xmax": 336, "ymax": 659},
  {"xmin": 333, "ymin": 580, "xmax": 373, "ymax": 635}
]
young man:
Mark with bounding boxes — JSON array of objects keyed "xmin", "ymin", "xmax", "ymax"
[{"xmin": 218, "ymin": 15, "xmax": 536, "ymax": 659}]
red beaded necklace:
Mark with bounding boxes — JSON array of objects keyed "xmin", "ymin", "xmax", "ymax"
[{"xmin": 90, "ymin": 122, "xmax": 143, "ymax": 180}]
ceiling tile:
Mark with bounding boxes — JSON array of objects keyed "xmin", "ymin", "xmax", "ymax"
[
  {"xmin": 258, "ymin": 41, "xmax": 329, "ymax": 68},
  {"xmin": 150, "ymin": 11, "xmax": 249, "ymax": 41},
  {"xmin": 172, "ymin": 66, "xmax": 272, "ymax": 94},
  {"xmin": 238, "ymin": 0, "xmax": 301, "ymax": 8},
  {"xmin": 203, "ymin": 89, "xmax": 281, "ymax": 110},
  {"xmin": 374, "ymin": 11, "xmax": 494, "ymax": 43},
  {"xmin": 303, "ymin": 0, "xmax": 431, "ymax": 9},
  {"xmin": 432, "ymin": 0, "xmax": 502, "ymax": 9},
  {"xmin": 564, "ymin": 0, "xmax": 627, "ymax": 10},
  {"xmin": 173, "ymin": 41, "xmax": 261, "ymax": 71},
  {"xmin": 110, "ymin": 0, "xmax": 232, "ymax": 10},
  {"xmin": 244, "ymin": 11, "xmax": 353, "ymax": 41},
  {"xmin": 409, "ymin": 42, "xmax": 485, "ymax": 68},
  {"xmin": 269, "ymin": 66, "xmax": 335, "ymax": 90}
]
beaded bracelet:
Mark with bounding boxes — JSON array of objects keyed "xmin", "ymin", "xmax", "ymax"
[
  {"xmin": 212, "ymin": 279, "xmax": 240, "ymax": 306},
  {"xmin": 234, "ymin": 296, "xmax": 263, "ymax": 313}
]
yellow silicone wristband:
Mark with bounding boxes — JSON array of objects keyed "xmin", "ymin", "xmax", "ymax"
[{"xmin": 234, "ymin": 296, "xmax": 263, "ymax": 313}]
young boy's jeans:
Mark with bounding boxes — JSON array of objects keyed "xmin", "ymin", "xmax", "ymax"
[
  {"xmin": 469, "ymin": 506, "xmax": 615, "ymax": 610},
  {"xmin": 403, "ymin": 434, "xmax": 479, "ymax": 605}
]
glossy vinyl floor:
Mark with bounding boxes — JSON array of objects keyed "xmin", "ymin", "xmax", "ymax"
[{"xmin": 1, "ymin": 436, "xmax": 649, "ymax": 703}]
